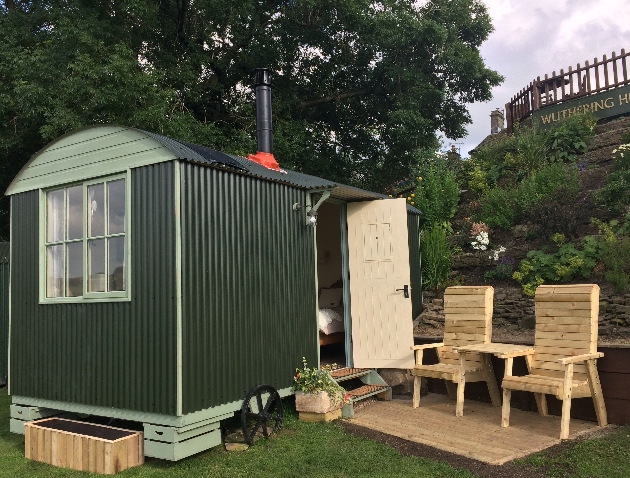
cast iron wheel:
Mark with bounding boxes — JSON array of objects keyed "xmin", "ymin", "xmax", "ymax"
[{"xmin": 241, "ymin": 384, "xmax": 283, "ymax": 446}]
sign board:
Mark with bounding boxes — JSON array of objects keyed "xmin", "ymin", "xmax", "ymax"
[{"xmin": 532, "ymin": 84, "xmax": 630, "ymax": 128}]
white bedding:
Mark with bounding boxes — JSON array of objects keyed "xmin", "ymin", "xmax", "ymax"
[{"xmin": 318, "ymin": 308, "xmax": 344, "ymax": 335}]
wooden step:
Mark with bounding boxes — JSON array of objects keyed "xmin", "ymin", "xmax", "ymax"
[
  {"xmin": 346, "ymin": 384, "xmax": 389, "ymax": 403},
  {"xmin": 330, "ymin": 367, "xmax": 371, "ymax": 382}
]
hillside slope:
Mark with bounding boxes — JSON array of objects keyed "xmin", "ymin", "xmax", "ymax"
[{"xmin": 415, "ymin": 115, "xmax": 630, "ymax": 342}]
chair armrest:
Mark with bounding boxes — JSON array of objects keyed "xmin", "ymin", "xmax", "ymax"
[
  {"xmin": 558, "ymin": 352, "xmax": 604, "ymax": 364},
  {"xmin": 412, "ymin": 343, "xmax": 445, "ymax": 351}
]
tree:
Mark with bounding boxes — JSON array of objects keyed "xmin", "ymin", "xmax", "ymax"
[{"xmin": 0, "ymin": 0, "xmax": 502, "ymax": 240}]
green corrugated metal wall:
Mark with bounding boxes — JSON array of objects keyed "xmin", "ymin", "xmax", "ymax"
[
  {"xmin": 10, "ymin": 162, "xmax": 178, "ymax": 414},
  {"xmin": 0, "ymin": 242, "xmax": 9, "ymax": 382},
  {"xmin": 180, "ymin": 162, "xmax": 318, "ymax": 414},
  {"xmin": 407, "ymin": 214, "xmax": 422, "ymax": 319}
]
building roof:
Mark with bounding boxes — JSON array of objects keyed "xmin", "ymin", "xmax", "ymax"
[
  {"xmin": 6, "ymin": 125, "xmax": 420, "ymax": 214},
  {"xmin": 468, "ymin": 129, "xmax": 511, "ymax": 156}
]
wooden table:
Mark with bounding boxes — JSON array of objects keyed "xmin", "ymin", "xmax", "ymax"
[{"xmin": 452, "ymin": 343, "xmax": 536, "ymax": 410}]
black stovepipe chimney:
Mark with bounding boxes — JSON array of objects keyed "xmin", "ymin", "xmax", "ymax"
[
  {"xmin": 254, "ymin": 68, "xmax": 273, "ymax": 154},
  {"xmin": 248, "ymin": 68, "xmax": 280, "ymax": 170}
]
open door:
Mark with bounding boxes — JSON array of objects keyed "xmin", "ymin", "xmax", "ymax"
[{"xmin": 347, "ymin": 198, "xmax": 415, "ymax": 368}]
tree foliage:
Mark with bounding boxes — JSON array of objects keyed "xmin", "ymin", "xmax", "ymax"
[{"xmin": 0, "ymin": 0, "xmax": 502, "ymax": 239}]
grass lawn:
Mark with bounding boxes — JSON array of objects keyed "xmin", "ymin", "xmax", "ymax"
[
  {"xmin": 520, "ymin": 425, "xmax": 630, "ymax": 478},
  {"xmin": 0, "ymin": 389, "xmax": 474, "ymax": 477},
  {"xmin": 3, "ymin": 388, "xmax": 630, "ymax": 478}
]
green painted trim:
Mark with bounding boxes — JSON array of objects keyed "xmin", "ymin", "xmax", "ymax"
[
  {"xmin": 10, "ymin": 404, "xmax": 59, "ymax": 421},
  {"xmin": 174, "ymin": 161, "xmax": 183, "ymax": 416},
  {"xmin": 341, "ymin": 403, "xmax": 354, "ymax": 419},
  {"xmin": 125, "ymin": 169, "xmax": 133, "ymax": 301},
  {"xmin": 12, "ymin": 387, "xmax": 294, "ymax": 427},
  {"xmin": 10, "ymin": 419, "xmax": 25, "ymax": 435},
  {"xmin": 311, "ymin": 192, "xmax": 321, "ymax": 367},
  {"xmin": 6, "ymin": 126, "xmax": 177, "ymax": 196},
  {"xmin": 144, "ymin": 419, "xmax": 222, "ymax": 443},
  {"xmin": 7, "ymin": 198, "xmax": 12, "ymax": 395},
  {"xmin": 362, "ymin": 370, "xmax": 388, "ymax": 386},
  {"xmin": 144, "ymin": 428, "xmax": 221, "ymax": 461},
  {"xmin": 38, "ymin": 189, "xmax": 45, "ymax": 306},
  {"xmin": 339, "ymin": 203, "xmax": 353, "ymax": 367},
  {"xmin": 38, "ymin": 172, "xmax": 132, "ymax": 304},
  {"xmin": 311, "ymin": 189, "xmax": 336, "ymax": 367}
]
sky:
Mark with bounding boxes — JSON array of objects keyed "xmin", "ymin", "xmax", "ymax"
[{"xmin": 457, "ymin": 0, "xmax": 630, "ymax": 157}]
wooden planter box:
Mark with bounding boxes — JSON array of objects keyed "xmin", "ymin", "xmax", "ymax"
[
  {"xmin": 25, "ymin": 418, "xmax": 143, "ymax": 474},
  {"xmin": 295, "ymin": 391, "xmax": 343, "ymax": 422}
]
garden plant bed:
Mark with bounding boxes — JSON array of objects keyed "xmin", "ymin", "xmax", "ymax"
[{"xmin": 24, "ymin": 417, "xmax": 143, "ymax": 474}]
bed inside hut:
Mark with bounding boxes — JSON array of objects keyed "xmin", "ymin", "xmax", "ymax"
[{"xmin": 316, "ymin": 201, "xmax": 348, "ymax": 367}]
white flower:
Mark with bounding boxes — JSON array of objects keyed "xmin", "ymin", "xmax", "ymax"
[{"xmin": 480, "ymin": 245, "xmax": 487, "ymax": 250}]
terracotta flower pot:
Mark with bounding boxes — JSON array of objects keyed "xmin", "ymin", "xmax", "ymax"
[{"xmin": 294, "ymin": 390, "xmax": 343, "ymax": 414}]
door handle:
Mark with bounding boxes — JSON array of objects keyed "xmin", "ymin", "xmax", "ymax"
[{"xmin": 396, "ymin": 285, "xmax": 409, "ymax": 298}]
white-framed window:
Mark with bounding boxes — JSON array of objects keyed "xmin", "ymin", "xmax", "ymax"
[{"xmin": 41, "ymin": 173, "xmax": 130, "ymax": 302}]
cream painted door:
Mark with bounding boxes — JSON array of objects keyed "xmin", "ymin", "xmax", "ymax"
[{"xmin": 347, "ymin": 198, "xmax": 415, "ymax": 369}]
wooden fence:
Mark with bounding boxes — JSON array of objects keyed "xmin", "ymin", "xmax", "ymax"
[{"xmin": 506, "ymin": 49, "xmax": 630, "ymax": 132}]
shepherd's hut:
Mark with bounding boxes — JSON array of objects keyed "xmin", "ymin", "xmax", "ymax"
[{"xmin": 6, "ymin": 69, "xmax": 422, "ymax": 460}]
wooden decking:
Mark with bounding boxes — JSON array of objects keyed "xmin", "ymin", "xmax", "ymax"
[{"xmin": 350, "ymin": 394, "xmax": 600, "ymax": 465}]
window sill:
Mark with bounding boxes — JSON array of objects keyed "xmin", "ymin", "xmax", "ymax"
[{"xmin": 39, "ymin": 296, "xmax": 131, "ymax": 305}]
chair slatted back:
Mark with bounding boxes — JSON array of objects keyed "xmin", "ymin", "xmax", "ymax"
[
  {"xmin": 441, "ymin": 286, "xmax": 493, "ymax": 368},
  {"xmin": 533, "ymin": 284, "xmax": 599, "ymax": 381}
]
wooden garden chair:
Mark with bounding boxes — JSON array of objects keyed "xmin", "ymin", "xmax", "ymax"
[
  {"xmin": 501, "ymin": 284, "xmax": 607, "ymax": 439},
  {"xmin": 412, "ymin": 286, "xmax": 500, "ymax": 416}
]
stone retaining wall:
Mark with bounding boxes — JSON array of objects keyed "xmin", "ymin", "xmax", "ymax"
[{"xmin": 419, "ymin": 287, "xmax": 630, "ymax": 334}]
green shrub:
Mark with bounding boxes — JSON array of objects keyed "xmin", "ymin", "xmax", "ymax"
[
  {"xmin": 467, "ymin": 135, "xmax": 517, "ymax": 189},
  {"xmin": 477, "ymin": 162, "xmax": 581, "ymax": 231},
  {"xmin": 528, "ymin": 187, "xmax": 593, "ymax": 239},
  {"xmin": 420, "ymin": 224, "xmax": 451, "ymax": 290},
  {"xmin": 484, "ymin": 256, "xmax": 515, "ymax": 282},
  {"xmin": 467, "ymin": 113, "xmax": 593, "ymax": 198},
  {"xmin": 620, "ymin": 128, "xmax": 630, "ymax": 145},
  {"xmin": 477, "ymin": 187, "xmax": 516, "ymax": 229},
  {"xmin": 293, "ymin": 358, "xmax": 347, "ymax": 406},
  {"xmin": 605, "ymin": 270, "xmax": 630, "ymax": 293},
  {"xmin": 547, "ymin": 112, "xmax": 597, "ymax": 163},
  {"xmin": 597, "ymin": 144, "xmax": 630, "ymax": 214},
  {"xmin": 467, "ymin": 163, "xmax": 490, "ymax": 195},
  {"xmin": 593, "ymin": 216, "xmax": 630, "ymax": 292},
  {"xmin": 508, "ymin": 121, "xmax": 550, "ymax": 178},
  {"xmin": 410, "ymin": 164, "xmax": 459, "ymax": 227},
  {"xmin": 512, "ymin": 215, "xmax": 630, "ymax": 295},
  {"xmin": 512, "ymin": 238, "xmax": 599, "ymax": 296},
  {"xmin": 514, "ymin": 162, "xmax": 581, "ymax": 214}
]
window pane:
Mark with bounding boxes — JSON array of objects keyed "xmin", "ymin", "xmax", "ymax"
[
  {"xmin": 66, "ymin": 242, "xmax": 83, "ymax": 297},
  {"xmin": 108, "ymin": 237, "xmax": 125, "ymax": 291},
  {"xmin": 88, "ymin": 239, "xmax": 106, "ymax": 292},
  {"xmin": 88, "ymin": 184, "xmax": 105, "ymax": 237},
  {"xmin": 66, "ymin": 185, "xmax": 83, "ymax": 240},
  {"xmin": 46, "ymin": 190, "xmax": 64, "ymax": 242},
  {"xmin": 107, "ymin": 180, "xmax": 125, "ymax": 235},
  {"xmin": 46, "ymin": 245, "xmax": 64, "ymax": 298}
]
